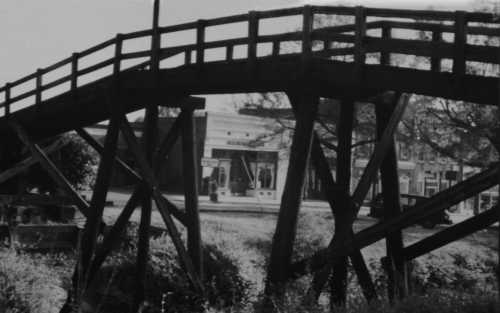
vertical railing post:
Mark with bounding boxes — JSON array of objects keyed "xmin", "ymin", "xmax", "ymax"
[
  {"xmin": 354, "ymin": 6, "xmax": 366, "ymax": 83},
  {"xmin": 431, "ymin": 29, "xmax": 443, "ymax": 72},
  {"xmin": 4, "ymin": 83, "xmax": 10, "ymax": 117},
  {"xmin": 71, "ymin": 53, "xmax": 79, "ymax": 91},
  {"xmin": 71, "ymin": 53, "xmax": 79, "ymax": 107},
  {"xmin": 247, "ymin": 10, "xmax": 259, "ymax": 71},
  {"xmin": 36, "ymin": 69, "xmax": 43, "ymax": 106},
  {"xmin": 453, "ymin": 11, "xmax": 467, "ymax": 77},
  {"xmin": 113, "ymin": 34, "xmax": 124, "ymax": 76},
  {"xmin": 272, "ymin": 40, "xmax": 280, "ymax": 57},
  {"xmin": 381, "ymin": 24, "xmax": 391, "ymax": 66},
  {"xmin": 196, "ymin": 20, "xmax": 206, "ymax": 67},
  {"xmin": 185, "ymin": 50, "xmax": 192, "ymax": 64},
  {"xmin": 226, "ymin": 45, "xmax": 234, "ymax": 61},
  {"xmin": 302, "ymin": 5, "xmax": 313, "ymax": 65}
]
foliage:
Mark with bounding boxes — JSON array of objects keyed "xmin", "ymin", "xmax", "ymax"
[
  {"xmin": 0, "ymin": 250, "xmax": 66, "ymax": 313},
  {"xmin": 84, "ymin": 223, "xmax": 251, "ymax": 313}
]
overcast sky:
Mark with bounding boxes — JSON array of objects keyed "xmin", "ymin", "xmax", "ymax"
[{"xmin": 0, "ymin": 0, "xmax": 475, "ymax": 113}]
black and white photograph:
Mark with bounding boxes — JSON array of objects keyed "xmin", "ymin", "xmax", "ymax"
[{"xmin": 0, "ymin": 0, "xmax": 499, "ymax": 312}]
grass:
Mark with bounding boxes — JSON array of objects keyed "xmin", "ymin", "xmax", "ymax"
[{"xmin": 0, "ymin": 209, "xmax": 498, "ymax": 312}]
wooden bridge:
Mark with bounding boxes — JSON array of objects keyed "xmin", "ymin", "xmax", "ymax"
[{"xmin": 0, "ymin": 3, "xmax": 499, "ymax": 311}]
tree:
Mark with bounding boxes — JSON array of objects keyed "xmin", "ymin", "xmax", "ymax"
[
  {"xmin": 401, "ymin": 1, "xmax": 500, "ymax": 169},
  {"xmin": 0, "ymin": 133, "xmax": 99, "ymax": 195}
]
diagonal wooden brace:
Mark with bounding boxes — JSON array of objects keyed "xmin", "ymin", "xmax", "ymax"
[
  {"xmin": 9, "ymin": 121, "xmax": 90, "ymax": 216},
  {"xmin": 119, "ymin": 113, "xmax": 204, "ymax": 294},
  {"xmin": 0, "ymin": 137, "xmax": 70, "ymax": 185},
  {"xmin": 308, "ymin": 92, "xmax": 408, "ymax": 298},
  {"xmin": 85, "ymin": 108, "xmax": 189, "ymax": 285},
  {"xmin": 403, "ymin": 205, "xmax": 499, "ymax": 260},
  {"xmin": 290, "ymin": 164, "xmax": 500, "ymax": 277},
  {"xmin": 309, "ymin": 134, "xmax": 377, "ymax": 301}
]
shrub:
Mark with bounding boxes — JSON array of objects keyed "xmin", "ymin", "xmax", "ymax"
[
  {"xmin": 0, "ymin": 250, "xmax": 66, "ymax": 313},
  {"xmin": 85, "ymin": 223, "xmax": 251, "ymax": 313}
]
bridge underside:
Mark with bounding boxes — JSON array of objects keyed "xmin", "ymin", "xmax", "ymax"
[{"xmin": 0, "ymin": 55, "xmax": 497, "ymax": 141}]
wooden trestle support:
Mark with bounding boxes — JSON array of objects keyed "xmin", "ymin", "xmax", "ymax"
[{"xmin": 263, "ymin": 88, "xmax": 500, "ymax": 311}]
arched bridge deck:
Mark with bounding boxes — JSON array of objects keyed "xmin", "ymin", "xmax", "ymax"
[{"xmin": 0, "ymin": 5, "xmax": 499, "ymax": 139}]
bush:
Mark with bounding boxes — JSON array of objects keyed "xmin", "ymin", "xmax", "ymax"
[
  {"xmin": 0, "ymin": 250, "xmax": 66, "ymax": 313},
  {"xmin": 84, "ymin": 223, "xmax": 251, "ymax": 313}
]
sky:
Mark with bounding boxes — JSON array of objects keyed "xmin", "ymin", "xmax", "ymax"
[{"xmin": 0, "ymin": 0, "xmax": 476, "ymax": 114}]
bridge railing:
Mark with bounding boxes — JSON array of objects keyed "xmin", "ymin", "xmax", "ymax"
[{"xmin": 0, "ymin": 5, "xmax": 499, "ymax": 118}]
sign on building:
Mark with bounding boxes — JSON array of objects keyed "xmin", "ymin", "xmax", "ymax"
[{"xmin": 201, "ymin": 157, "xmax": 219, "ymax": 168}]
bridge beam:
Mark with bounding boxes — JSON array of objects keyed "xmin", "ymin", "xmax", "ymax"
[
  {"xmin": 374, "ymin": 92, "xmax": 409, "ymax": 301},
  {"xmin": 329, "ymin": 99, "xmax": 354, "ymax": 307},
  {"xmin": 264, "ymin": 90, "xmax": 318, "ymax": 304}
]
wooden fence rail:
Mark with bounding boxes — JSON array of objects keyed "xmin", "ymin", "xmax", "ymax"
[{"xmin": 0, "ymin": 5, "xmax": 498, "ymax": 117}]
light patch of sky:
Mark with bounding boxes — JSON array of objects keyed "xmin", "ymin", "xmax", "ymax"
[{"xmin": 0, "ymin": 0, "xmax": 478, "ymax": 120}]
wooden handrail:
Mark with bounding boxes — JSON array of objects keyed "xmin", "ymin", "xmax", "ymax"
[{"xmin": 0, "ymin": 5, "xmax": 499, "ymax": 118}]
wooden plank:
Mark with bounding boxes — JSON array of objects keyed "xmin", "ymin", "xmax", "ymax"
[
  {"xmin": 290, "ymin": 165, "xmax": 500, "ymax": 277},
  {"xmin": 403, "ymin": 205, "xmax": 499, "ymax": 260},
  {"xmin": 8, "ymin": 121, "xmax": 90, "ymax": 217},
  {"xmin": 182, "ymin": 107, "xmax": 203, "ymax": 278},
  {"xmin": 119, "ymin": 114, "xmax": 204, "ymax": 293},
  {"xmin": 265, "ymin": 91, "xmax": 318, "ymax": 297},
  {"xmin": 375, "ymin": 93, "xmax": 408, "ymax": 301}
]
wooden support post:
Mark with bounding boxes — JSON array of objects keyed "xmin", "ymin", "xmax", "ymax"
[
  {"xmin": 86, "ymin": 110, "xmax": 188, "ymax": 285},
  {"xmin": 119, "ymin": 115, "xmax": 204, "ymax": 294},
  {"xmin": 309, "ymin": 135, "xmax": 377, "ymax": 302},
  {"xmin": 375, "ymin": 93, "xmax": 408, "ymax": 301},
  {"xmin": 329, "ymin": 100, "xmax": 354, "ymax": 307},
  {"xmin": 182, "ymin": 106, "xmax": 203, "ymax": 278},
  {"xmin": 134, "ymin": 2, "xmax": 161, "ymax": 307},
  {"xmin": 264, "ymin": 91, "xmax": 318, "ymax": 299},
  {"xmin": 290, "ymin": 164, "xmax": 500, "ymax": 281},
  {"xmin": 403, "ymin": 205, "xmax": 499, "ymax": 260},
  {"xmin": 299, "ymin": 93, "xmax": 409, "ymax": 296},
  {"xmin": 9, "ymin": 122, "xmax": 90, "ymax": 216},
  {"xmin": 79, "ymin": 34, "xmax": 123, "ymax": 295}
]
